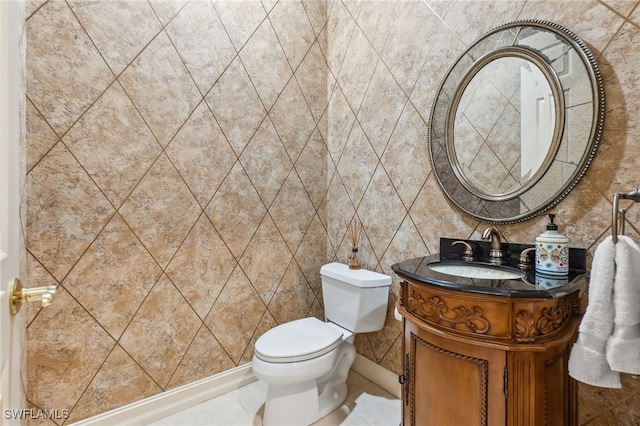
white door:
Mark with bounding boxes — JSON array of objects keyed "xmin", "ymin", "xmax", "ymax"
[{"xmin": 0, "ymin": 1, "xmax": 27, "ymax": 424}]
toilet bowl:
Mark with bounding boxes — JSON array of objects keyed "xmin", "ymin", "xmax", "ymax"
[{"xmin": 252, "ymin": 263, "xmax": 391, "ymax": 426}]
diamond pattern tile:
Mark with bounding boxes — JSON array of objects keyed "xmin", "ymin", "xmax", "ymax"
[
  {"xmin": 269, "ymin": 78, "xmax": 316, "ymax": 162},
  {"xmin": 165, "ymin": 215, "xmax": 236, "ymax": 320},
  {"xmin": 205, "ymin": 162, "xmax": 267, "ymax": 258},
  {"xmin": 63, "ymin": 214, "xmax": 162, "ymax": 339},
  {"xmin": 69, "ymin": 0, "xmax": 162, "ymax": 76},
  {"xmin": 24, "ymin": 1, "xmax": 637, "ymax": 421},
  {"xmin": 205, "ymin": 57, "xmax": 267, "ymax": 155},
  {"xmin": 240, "ymin": 117, "xmax": 293, "ymax": 207},
  {"xmin": 118, "ymin": 31, "xmax": 201, "ymax": 147},
  {"xmin": 25, "ymin": 143, "xmax": 114, "ymax": 281},
  {"xmin": 64, "ymin": 82, "xmax": 161, "ymax": 207},
  {"xmin": 26, "ymin": 0, "xmax": 114, "ymax": 136},
  {"xmin": 119, "ymin": 276, "xmax": 202, "ymax": 388},
  {"xmin": 119, "ymin": 154, "xmax": 201, "ymax": 268},
  {"xmin": 165, "ymin": 102, "xmax": 236, "ymax": 207},
  {"xmin": 205, "ymin": 267, "xmax": 268, "ymax": 364},
  {"xmin": 239, "ymin": 18, "xmax": 292, "ymax": 109},
  {"xmin": 165, "ymin": 0, "xmax": 236, "ymax": 93}
]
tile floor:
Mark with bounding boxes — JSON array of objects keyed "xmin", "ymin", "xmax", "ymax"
[{"xmin": 150, "ymin": 370, "xmax": 401, "ymax": 426}]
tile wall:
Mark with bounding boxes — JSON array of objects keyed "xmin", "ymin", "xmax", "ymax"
[{"xmin": 23, "ymin": 0, "xmax": 640, "ymax": 424}]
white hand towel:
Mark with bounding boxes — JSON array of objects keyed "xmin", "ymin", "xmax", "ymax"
[
  {"xmin": 606, "ymin": 235, "xmax": 640, "ymax": 374},
  {"xmin": 569, "ymin": 236, "xmax": 621, "ymax": 388}
]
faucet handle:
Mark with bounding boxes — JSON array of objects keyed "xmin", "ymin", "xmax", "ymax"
[
  {"xmin": 451, "ymin": 241, "xmax": 474, "ymax": 261},
  {"xmin": 518, "ymin": 247, "xmax": 536, "ymax": 268}
]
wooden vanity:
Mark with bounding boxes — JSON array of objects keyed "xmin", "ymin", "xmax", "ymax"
[{"xmin": 393, "ymin": 243, "xmax": 588, "ymax": 426}]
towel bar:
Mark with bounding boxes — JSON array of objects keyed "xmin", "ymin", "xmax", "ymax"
[{"xmin": 612, "ymin": 188, "xmax": 640, "ymax": 243}]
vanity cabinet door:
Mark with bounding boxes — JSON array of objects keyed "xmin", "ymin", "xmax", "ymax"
[{"xmin": 402, "ymin": 320, "xmax": 506, "ymax": 426}]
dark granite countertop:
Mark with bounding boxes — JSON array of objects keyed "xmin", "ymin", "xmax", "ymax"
[{"xmin": 391, "ymin": 238, "xmax": 589, "ymax": 299}]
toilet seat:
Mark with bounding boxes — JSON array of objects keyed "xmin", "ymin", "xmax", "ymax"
[{"xmin": 255, "ymin": 317, "xmax": 344, "ymax": 363}]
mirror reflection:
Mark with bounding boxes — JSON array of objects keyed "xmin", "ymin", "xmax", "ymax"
[
  {"xmin": 429, "ymin": 20, "xmax": 604, "ymax": 223},
  {"xmin": 453, "ymin": 56, "xmax": 556, "ymax": 197}
]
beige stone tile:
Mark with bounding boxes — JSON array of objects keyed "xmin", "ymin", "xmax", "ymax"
[
  {"xmin": 301, "ymin": 0, "xmax": 328, "ymax": 37},
  {"xmin": 66, "ymin": 345, "xmax": 162, "ymax": 423},
  {"xmin": 63, "ymin": 214, "xmax": 162, "ymax": 339},
  {"xmin": 206, "ymin": 267, "xmax": 268, "ymax": 363},
  {"xmin": 381, "ymin": 1, "xmax": 441, "ymax": 95},
  {"xmin": 69, "ymin": 0, "xmax": 162, "ymax": 75},
  {"xmin": 382, "ymin": 102, "xmax": 430, "ymax": 207},
  {"xmin": 205, "ymin": 57, "xmax": 267, "ymax": 155},
  {"xmin": 25, "ymin": 143, "xmax": 114, "ymax": 281},
  {"xmin": 356, "ymin": 0, "xmax": 399, "ymax": 55},
  {"xmin": 166, "ymin": 326, "xmax": 236, "ymax": 390},
  {"xmin": 165, "ymin": 215, "xmax": 236, "ymax": 320},
  {"xmin": 206, "ymin": 162, "xmax": 267, "ymax": 258},
  {"xmin": 268, "ymin": 261, "xmax": 316, "ymax": 324},
  {"xmin": 380, "ymin": 335, "xmax": 403, "ymax": 376},
  {"xmin": 240, "ymin": 18, "xmax": 292, "ymax": 109},
  {"xmin": 165, "ymin": 101, "xmax": 236, "ymax": 206},
  {"xmin": 338, "ymin": 27, "xmax": 379, "ymax": 111},
  {"xmin": 239, "ymin": 309, "xmax": 278, "ymax": 365},
  {"xmin": 336, "ymin": 122, "xmax": 378, "ymax": 207},
  {"xmin": 269, "ymin": 0, "xmax": 316, "ymax": 70},
  {"xmin": 240, "ymin": 117, "xmax": 293, "ymax": 207},
  {"xmin": 519, "ymin": 0, "xmax": 624, "ymax": 55},
  {"xmin": 296, "ymin": 41, "xmax": 333, "ymax": 124},
  {"xmin": 324, "ymin": 172, "xmax": 356, "ymax": 253},
  {"xmin": 119, "ymin": 276, "xmax": 202, "ymax": 388},
  {"xmin": 357, "ymin": 167, "xmax": 406, "ymax": 260},
  {"xmin": 296, "ymin": 128, "xmax": 331, "ymax": 210},
  {"xmin": 443, "ymin": 1, "xmax": 523, "ymax": 47},
  {"xmin": 166, "ymin": 0, "xmax": 236, "ymax": 93},
  {"xmin": 118, "ymin": 31, "xmax": 201, "ymax": 146},
  {"xmin": 358, "ymin": 62, "xmax": 407, "ymax": 157},
  {"xmin": 269, "ymin": 78, "xmax": 316, "ymax": 163},
  {"xmin": 26, "ymin": 286, "xmax": 115, "ymax": 415},
  {"xmin": 25, "ymin": 99, "xmax": 57, "ymax": 172},
  {"xmin": 213, "ymin": 0, "xmax": 267, "ymax": 51},
  {"xmin": 323, "ymin": 0, "xmax": 356, "ymax": 76},
  {"xmin": 294, "ymin": 215, "xmax": 329, "ymax": 295},
  {"xmin": 322, "ymin": 87, "xmax": 357, "ymax": 163},
  {"xmin": 269, "ymin": 172, "xmax": 315, "ymax": 253},
  {"xmin": 64, "ymin": 82, "xmax": 161, "ymax": 207},
  {"xmin": 147, "ymin": 0, "xmax": 187, "ymax": 26},
  {"xmin": 239, "ymin": 216, "xmax": 292, "ymax": 303},
  {"xmin": 26, "ymin": 0, "xmax": 114, "ymax": 135},
  {"xmin": 119, "ymin": 154, "xmax": 201, "ymax": 268},
  {"xmin": 409, "ymin": 176, "xmax": 478, "ymax": 254}
]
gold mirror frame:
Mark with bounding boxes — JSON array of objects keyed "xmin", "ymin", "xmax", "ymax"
[{"xmin": 429, "ymin": 20, "xmax": 604, "ymax": 223}]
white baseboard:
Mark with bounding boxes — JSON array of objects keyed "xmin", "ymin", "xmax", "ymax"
[
  {"xmin": 70, "ymin": 363, "xmax": 257, "ymax": 426},
  {"xmin": 352, "ymin": 354, "xmax": 401, "ymax": 399},
  {"xmin": 71, "ymin": 355, "xmax": 400, "ymax": 425}
]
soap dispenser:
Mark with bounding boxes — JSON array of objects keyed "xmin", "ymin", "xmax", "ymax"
[{"xmin": 535, "ymin": 214, "xmax": 569, "ymax": 276}]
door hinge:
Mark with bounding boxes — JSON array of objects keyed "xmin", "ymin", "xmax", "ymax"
[
  {"xmin": 503, "ymin": 366, "xmax": 508, "ymax": 396},
  {"xmin": 399, "ymin": 353, "xmax": 409, "ymax": 404}
]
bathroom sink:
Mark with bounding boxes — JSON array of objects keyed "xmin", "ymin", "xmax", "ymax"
[{"xmin": 427, "ymin": 261, "xmax": 525, "ymax": 280}]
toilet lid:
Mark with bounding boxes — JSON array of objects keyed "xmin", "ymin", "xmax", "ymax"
[{"xmin": 255, "ymin": 317, "xmax": 344, "ymax": 363}]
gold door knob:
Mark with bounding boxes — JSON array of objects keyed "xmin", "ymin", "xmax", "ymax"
[{"xmin": 9, "ymin": 278, "xmax": 56, "ymax": 315}]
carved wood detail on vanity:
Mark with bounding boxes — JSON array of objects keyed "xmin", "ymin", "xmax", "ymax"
[{"xmin": 401, "ymin": 280, "xmax": 578, "ymax": 344}]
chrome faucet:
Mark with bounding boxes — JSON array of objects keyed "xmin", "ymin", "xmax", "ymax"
[{"xmin": 481, "ymin": 226, "xmax": 504, "ymax": 262}]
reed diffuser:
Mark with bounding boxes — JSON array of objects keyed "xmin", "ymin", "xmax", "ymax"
[{"xmin": 346, "ymin": 217, "xmax": 363, "ymax": 269}]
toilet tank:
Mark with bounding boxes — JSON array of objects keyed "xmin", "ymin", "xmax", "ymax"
[{"xmin": 320, "ymin": 262, "xmax": 391, "ymax": 333}]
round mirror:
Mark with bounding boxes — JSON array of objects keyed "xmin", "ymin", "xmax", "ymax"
[{"xmin": 429, "ymin": 20, "xmax": 604, "ymax": 223}]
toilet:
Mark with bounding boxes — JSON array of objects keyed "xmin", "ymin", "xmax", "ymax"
[{"xmin": 252, "ymin": 262, "xmax": 391, "ymax": 426}]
